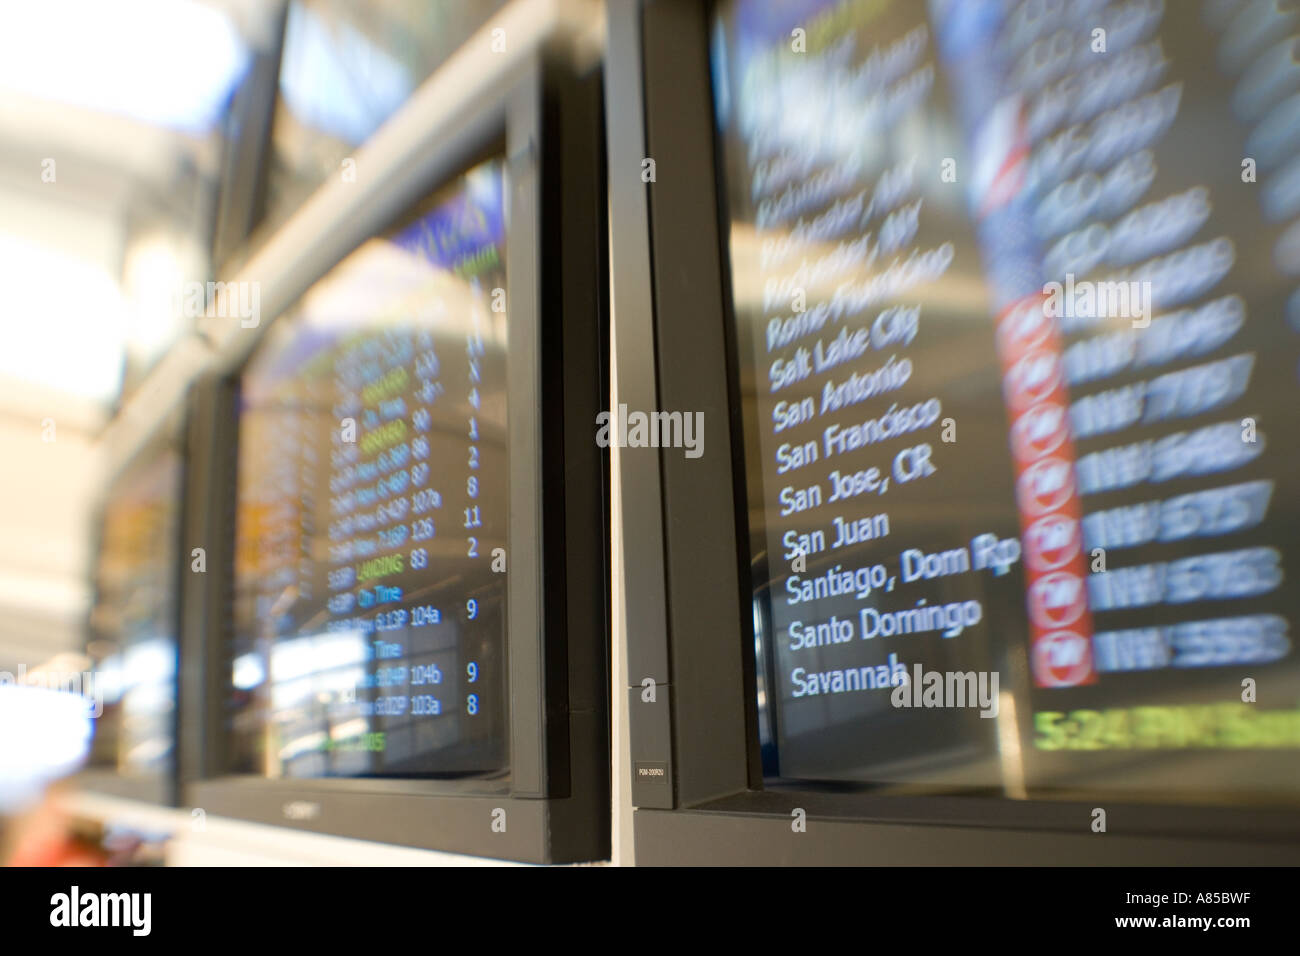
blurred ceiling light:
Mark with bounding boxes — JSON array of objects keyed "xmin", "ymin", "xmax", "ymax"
[
  {"xmin": 122, "ymin": 637, "xmax": 177, "ymax": 686},
  {"xmin": 0, "ymin": 683, "xmax": 94, "ymax": 812},
  {"xmin": 123, "ymin": 233, "xmax": 205, "ymax": 367},
  {"xmin": 0, "ymin": 0, "xmax": 249, "ymax": 133},
  {"xmin": 232, "ymin": 651, "xmax": 265, "ymax": 691},
  {"xmin": 97, "ymin": 654, "xmax": 126, "ymax": 704},
  {"xmin": 269, "ymin": 630, "xmax": 367, "ymax": 683},
  {"xmin": 0, "ymin": 230, "xmax": 125, "ymax": 404}
]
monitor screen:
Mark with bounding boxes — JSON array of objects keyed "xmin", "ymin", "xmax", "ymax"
[
  {"xmin": 87, "ymin": 444, "xmax": 183, "ymax": 780},
  {"xmin": 712, "ymin": 0, "xmax": 1300, "ymax": 804},
  {"xmin": 228, "ymin": 155, "xmax": 509, "ymax": 780}
]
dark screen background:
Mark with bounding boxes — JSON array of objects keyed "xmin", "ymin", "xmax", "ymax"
[
  {"xmin": 228, "ymin": 156, "xmax": 509, "ymax": 781},
  {"xmin": 714, "ymin": 0, "xmax": 1300, "ymax": 805}
]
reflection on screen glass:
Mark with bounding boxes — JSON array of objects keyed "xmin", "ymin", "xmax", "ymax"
[
  {"xmin": 714, "ymin": 0, "xmax": 1300, "ymax": 805},
  {"xmin": 230, "ymin": 156, "xmax": 508, "ymax": 780},
  {"xmin": 260, "ymin": 0, "xmax": 508, "ymax": 240},
  {"xmin": 87, "ymin": 447, "xmax": 182, "ymax": 778}
]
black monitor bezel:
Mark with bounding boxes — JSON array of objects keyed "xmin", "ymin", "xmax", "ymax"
[
  {"xmin": 614, "ymin": 0, "xmax": 1300, "ymax": 864},
  {"xmin": 184, "ymin": 49, "xmax": 610, "ymax": 864}
]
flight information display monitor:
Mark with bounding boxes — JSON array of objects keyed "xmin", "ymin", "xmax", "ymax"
[
  {"xmin": 86, "ymin": 442, "xmax": 184, "ymax": 788},
  {"xmin": 228, "ymin": 156, "xmax": 509, "ymax": 781},
  {"xmin": 712, "ymin": 0, "xmax": 1300, "ymax": 804}
]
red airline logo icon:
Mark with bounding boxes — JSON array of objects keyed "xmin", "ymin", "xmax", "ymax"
[
  {"xmin": 1027, "ymin": 571, "xmax": 1087, "ymax": 629},
  {"xmin": 997, "ymin": 298, "xmax": 1052, "ymax": 356},
  {"xmin": 1005, "ymin": 349, "xmax": 1063, "ymax": 410},
  {"xmin": 1016, "ymin": 456, "xmax": 1075, "ymax": 515},
  {"xmin": 1033, "ymin": 630, "xmax": 1094, "ymax": 687},
  {"xmin": 1010, "ymin": 402, "xmax": 1069, "ymax": 461},
  {"xmin": 1023, "ymin": 514, "xmax": 1081, "ymax": 571},
  {"xmin": 993, "ymin": 281, "xmax": 1094, "ymax": 687}
]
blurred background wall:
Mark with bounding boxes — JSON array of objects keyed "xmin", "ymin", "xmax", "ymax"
[
  {"xmin": 0, "ymin": 0, "xmax": 510, "ymax": 674},
  {"xmin": 0, "ymin": 0, "xmax": 255, "ymax": 673}
]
